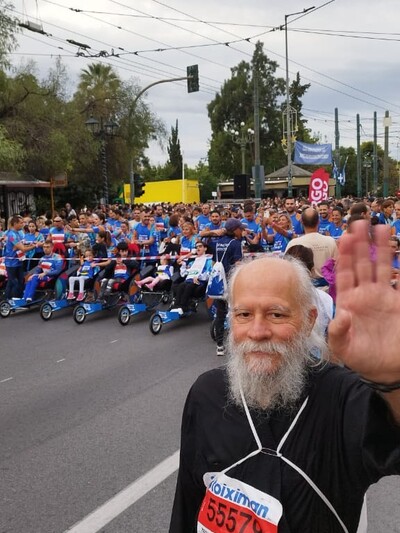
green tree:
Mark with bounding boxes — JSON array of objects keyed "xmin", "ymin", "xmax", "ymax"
[
  {"xmin": 0, "ymin": 124, "xmax": 25, "ymax": 170},
  {"xmin": 0, "ymin": 0, "xmax": 19, "ymax": 68},
  {"xmin": 167, "ymin": 119, "xmax": 183, "ymax": 179},
  {"xmin": 207, "ymin": 42, "xmax": 310, "ymax": 182},
  {"xmin": 186, "ymin": 160, "xmax": 218, "ymax": 202},
  {"xmin": 288, "ymin": 72, "xmax": 313, "ymax": 143}
]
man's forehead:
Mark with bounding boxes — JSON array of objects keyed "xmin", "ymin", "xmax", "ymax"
[{"xmin": 233, "ymin": 259, "xmax": 297, "ymax": 293}]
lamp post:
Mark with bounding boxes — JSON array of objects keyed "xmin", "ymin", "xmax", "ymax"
[
  {"xmin": 230, "ymin": 122, "xmax": 254, "ymax": 174},
  {"xmin": 363, "ymin": 153, "xmax": 372, "ymax": 196},
  {"xmin": 85, "ymin": 116, "xmax": 118, "ymax": 205},
  {"xmin": 283, "ymin": 6, "xmax": 314, "ymax": 196}
]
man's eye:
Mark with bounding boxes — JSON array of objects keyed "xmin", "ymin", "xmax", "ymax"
[{"xmin": 236, "ymin": 312, "xmax": 251, "ymax": 319}]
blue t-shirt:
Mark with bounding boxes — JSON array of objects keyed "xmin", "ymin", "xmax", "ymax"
[
  {"xmin": 393, "ymin": 220, "xmax": 400, "ymax": 239},
  {"xmin": 215, "ymin": 236, "xmax": 243, "ymax": 274},
  {"xmin": 135, "ymin": 223, "xmax": 157, "ymax": 256},
  {"xmin": 196, "ymin": 214, "xmax": 210, "ymax": 232},
  {"xmin": 154, "ymin": 216, "xmax": 169, "ymax": 240},
  {"xmin": 318, "ymin": 218, "xmax": 331, "ymax": 235},
  {"xmin": 240, "ymin": 218, "xmax": 260, "ymax": 236},
  {"xmin": 328, "ymin": 223, "xmax": 344, "ymax": 240},
  {"xmin": 5, "ymin": 229, "xmax": 23, "ymax": 267},
  {"xmin": 272, "ymin": 233, "xmax": 290, "ymax": 254},
  {"xmin": 180, "ymin": 235, "xmax": 198, "ymax": 255},
  {"xmin": 290, "ymin": 214, "xmax": 304, "ymax": 235}
]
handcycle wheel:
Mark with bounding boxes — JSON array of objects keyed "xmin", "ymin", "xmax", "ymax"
[
  {"xmin": 0, "ymin": 301, "xmax": 11, "ymax": 318},
  {"xmin": 161, "ymin": 292, "xmax": 170, "ymax": 304},
  {"xmin": 210, "ymin": 318, "xmax": 217, "ymax": 342},
  {"xmin": 73, "ymin": 305, "xmax": 87, "ymax": 324},
  {"xmin": 40, "ymin": 302, "xmax": 53, "ymax": 321},
  {"xmin": 149, "ymin": 313, "xmax": 163, "ymax": 335},
  {"xmin": 118, "ymin": 306, "xmax": 131, "ymax": 326}
]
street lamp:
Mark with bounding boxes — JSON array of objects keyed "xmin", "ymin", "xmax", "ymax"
[
  {"xmin": 85, "ymin": 116, "xmax": 118, "ymax": 205},
  {"xmin": 230, "ymin": 122, "xmax": 254, "ymax": 174},
  {"xmin": 363, "ymin": 153, "xmax": 372, "ymax": 196},
  {"xmin": 283, "ymin": 6, "xmax": 315, "ymax": 197}
]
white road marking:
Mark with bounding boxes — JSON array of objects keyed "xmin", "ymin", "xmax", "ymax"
[
  {"xmin": 64, "ymin": 449, "xmax": 180, "ymax": 533},
  {"xmin": 109, "ymin": 339, "xmax": 118, "ymax": 344},
  {"xmin": 56, "ymin": 359, "xmax": 66, "ymax": 363},
  {"xmin": 0, "ymin": 377, "xmax": 14, "ymax": 383}
]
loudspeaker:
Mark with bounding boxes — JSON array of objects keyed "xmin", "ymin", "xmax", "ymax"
[{"xmin": 234, "ymin": 174, "xmax": 250, "ymax": 199}]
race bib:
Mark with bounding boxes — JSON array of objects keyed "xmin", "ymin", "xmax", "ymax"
[
  {"xmin": 197, "ymin": 473, "xmax": 282, "ymax": 533},
  {"xmin": 114, "ymin": 264, "xmax": 127, "ymax": 277}
]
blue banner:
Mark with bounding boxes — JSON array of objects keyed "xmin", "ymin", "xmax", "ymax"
[{"xmin": 294, "ymin": 142, "xmax": 332, "ymax": 165}]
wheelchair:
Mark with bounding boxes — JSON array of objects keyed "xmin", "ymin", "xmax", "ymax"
[
  {"xmin": 148, "ymin": 291, "xmax": 214, "ymax": 335},
  {"xmin": 72, "ymin": 272, "xmax": 138, "ymax": 324},
  {"xmin": 39, "ymin": 265, "xmax": 98, "ymax": 321},
  {"xmin": 0, "ymin": 265, "xmax": 66, "ymax": 318},
  {"xmin": 117, "ymin": 274, "xmax": 171, "ymax": 326}
]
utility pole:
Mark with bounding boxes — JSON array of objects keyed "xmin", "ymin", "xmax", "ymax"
[
  {"xmin": 373, "ymin": 111, "xmax": 378, "ymax": 194},
  {"xmin": 253, "ymin": 72, "xmax": 262, "ymax": 199},
  {"xmin": 334, "ymin": 107, "xmax": 341, "ymax": 198},
  {"xmin": 356, "ymin": 114, "xmax": 361, "ymax": 197},
  {"xmin": 383, "ymin": 110, "xmax": 391, "ymax": 197}
]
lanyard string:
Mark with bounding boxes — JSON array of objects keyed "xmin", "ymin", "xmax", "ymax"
[{"xmin": 239, "ymin": 384, "xmax": 349, "ymax": 533}]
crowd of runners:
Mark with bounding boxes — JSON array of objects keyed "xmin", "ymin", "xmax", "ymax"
[{"xmin": 1, "ymin": 195, "xmax": 399, "ymax": 347}]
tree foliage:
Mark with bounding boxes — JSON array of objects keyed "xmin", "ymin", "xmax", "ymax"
[
  {"xmin": 207, "ymin": 42, "xmax": 312, "ymax": 182},
  {"xmin": 0, "ymin": 0, "xmax": 19, "ymax": 68},
  {"xmin": 0, "ymin": 59, "xmax": 166, "ymax": 209},
  {"xmin": 167, "ymin": 119, "xmax": 183, "ymax": 179}
]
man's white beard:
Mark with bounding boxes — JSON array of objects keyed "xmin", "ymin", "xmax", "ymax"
[{"xmin": 226, "ymin": 329, "xmax": 320, "ymax": 413}]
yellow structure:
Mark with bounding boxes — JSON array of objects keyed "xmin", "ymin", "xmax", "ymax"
[{"xmin": 123, "ymin": 179, "xmax": 200, "ymax": 204}]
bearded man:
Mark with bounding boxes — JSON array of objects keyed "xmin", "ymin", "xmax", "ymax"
[{"xmin": 169, "ymin": 221, "xmax": 400, "ymax": 533}]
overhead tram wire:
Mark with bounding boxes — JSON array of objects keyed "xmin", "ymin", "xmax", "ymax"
[
  {"xmin": 11, "ymin": 2, "xmax": 400, "ymax": 114},
  {"xmin": 7, "ymin": 4, "xmax": 222, "ymax": 95},
  {"xmin": 38, "ymin": 0, "xmax": 230, "ymax": 85},
  {"xmin": 137, "ymin": 0, "xmax": 400, "ymax": 113}
]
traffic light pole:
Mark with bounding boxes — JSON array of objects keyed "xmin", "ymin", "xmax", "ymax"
[{"xmin": 128, "ymin": 75, "xmax": 196, "ymax": 206}]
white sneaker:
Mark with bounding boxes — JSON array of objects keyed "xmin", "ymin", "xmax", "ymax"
[{"xmin": 170, "ymin": 307, "xmax": 183, "ymax": 315}]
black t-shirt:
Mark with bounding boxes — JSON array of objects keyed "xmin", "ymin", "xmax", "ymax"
[{"xmin": 169, "ymin": 364, "xmax": 400, "ymax": 533}]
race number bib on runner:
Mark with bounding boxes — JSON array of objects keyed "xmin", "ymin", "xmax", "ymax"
[{"xmin": 197, "ymin": 473, "xmax": 282, "ymax": 533}]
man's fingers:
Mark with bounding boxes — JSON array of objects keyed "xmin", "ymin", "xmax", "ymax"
[
  {"xmin": 373, "ymin": 225, "xmax": 392, "ymax": 284},
  {"xmin": 352, "ymin": 222, "xmax": 373, "ymax": 284},
  {"xmin": 328, "ymin": 309, "xmax": 352, "ymax": 354},
  {"xmin": 335, "ymin": 232, "xmax": 356, "ymax": 295}
]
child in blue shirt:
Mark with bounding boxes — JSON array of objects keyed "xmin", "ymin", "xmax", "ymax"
[{"xmin": 67, "ymin": 249, "xmax": 99, "ymax": 301}]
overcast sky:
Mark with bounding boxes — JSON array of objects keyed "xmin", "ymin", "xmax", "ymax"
[{"xmin": 7, "ymin": 0, "xmax": 400, "ymax": 168}]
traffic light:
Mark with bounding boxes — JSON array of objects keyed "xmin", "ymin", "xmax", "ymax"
[
  {"xmin": 186, "ymin": 64, "xmax": 199, "ymax": 93},
  {"xmin": 134, "ymin": 173, "xmax": 146, "ymax": 197}
]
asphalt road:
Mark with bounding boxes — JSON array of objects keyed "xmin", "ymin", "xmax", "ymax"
[{"xmin": 0, "ymin": 305, "xmax": 399, "ymax": 533}]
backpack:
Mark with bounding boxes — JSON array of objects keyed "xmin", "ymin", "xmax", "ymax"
[{"xmin": 206, "ymin": 240, "xmax": 232, "ymax": 300}]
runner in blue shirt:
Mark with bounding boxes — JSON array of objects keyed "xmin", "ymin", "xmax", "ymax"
[
  {"xmin": 22, "ymin": 241, "xmax": 63, "ymax": 302},
  {"xmin": 213, "ymin": 218, "xmax": 244, "ymax": 356},
  {"xmin": 318, "ymin": 201, "xmax": 331, "ymax": 235},
  {"xmin": 4, "ymin": 215, "xmax": 36, "ymax": 299},
  {"xmin": 328, "ymin": 207, "xmax": 346, "ymax": 241},
  {"xmin": 199, "ymin": 210, "xmax": 225, "ymax": 257},
  {"xmin": 154, "ymin": 204, "xmax": 169, "ymax": 241},
  {"xmin": 195, "ymin": 204, "xmax": 211, "ymax": 233},
  {"xmin": 133, "ymin": 212, "xmax": 158, "ymax": 260},
  {"xmin": 240, "ymin": 205, "xmax": 262, "ymax": 252}
]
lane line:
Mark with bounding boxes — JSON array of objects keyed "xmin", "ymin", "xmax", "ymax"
[
  {"xmin": 0, "ymin": 377, "xmax": 14, "ymax": 383},
  {"xmin": 64, "ymin": 449, "xmax": 180, "ymax": 533},
  {"xmin": 56, "ymin": 359, "xmax": 66, "ymax": 363},
  {"xmin": 109, "ymin": 340, "xmax": 118, "ymax": 344}
]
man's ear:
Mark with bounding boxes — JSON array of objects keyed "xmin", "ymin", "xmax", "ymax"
[{"xmin": 306, "ymin": 307, "xmax": 318, "ymax": 333}]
